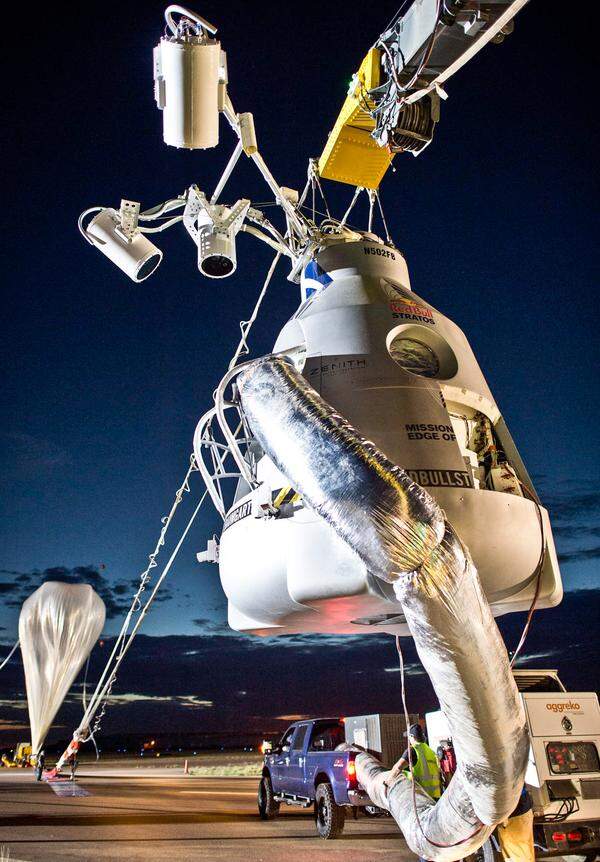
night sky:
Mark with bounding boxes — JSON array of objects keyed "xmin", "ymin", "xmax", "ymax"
[{"xmin": 1, "ymin": 1, "xmax": 598, "ymax": 746}]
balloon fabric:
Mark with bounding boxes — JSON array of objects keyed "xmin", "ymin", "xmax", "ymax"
[{"xmin": 18, "ymin": 581, "xmax": 106, "ymax": 754}]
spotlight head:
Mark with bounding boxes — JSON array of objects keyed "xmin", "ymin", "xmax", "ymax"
[
  {"xmin": 84, "ymin": 207, "xmax": 163, "ymax": 283},
  {"xmin": 183, "ymin": 187, "xmax": 250, "ymax": 279},
  {"xmin": 196, "ymin": 206, "xmax": 239, "ymax": 278}
]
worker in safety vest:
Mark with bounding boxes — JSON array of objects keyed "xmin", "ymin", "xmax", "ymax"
[{"xmin": 389, "ymin": 723, "xmax": 442, "ymax": 800}]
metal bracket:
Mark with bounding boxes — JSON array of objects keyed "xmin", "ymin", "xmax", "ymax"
[
  {"xmin": 183, "ymin": 185, "xmax": 250, "ymax": 241},
  {"xmin": 117, "ymin": 199, "xmax": 141, "ymax": 242},
  {"xmin": 196, "ymin": 535, "xmax": 220, "ymax": 564}
]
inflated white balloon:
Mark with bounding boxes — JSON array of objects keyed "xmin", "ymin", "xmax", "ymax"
[{"xmin": 18, "ymin": 581, "xmax": 106, "ymax": 754}]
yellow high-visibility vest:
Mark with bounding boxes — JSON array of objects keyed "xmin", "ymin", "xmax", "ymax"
[{"xmin": 406, "ymin": 742, "xmax": 442, "ymax": 800}]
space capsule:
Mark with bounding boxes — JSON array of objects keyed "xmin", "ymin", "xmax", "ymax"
[{"xmin": 201, "ymin": 235, "xmax": 562, "ymax": 637}]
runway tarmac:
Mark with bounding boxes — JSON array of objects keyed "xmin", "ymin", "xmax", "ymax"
[{"xmin": 0, "ymin": 767, "xmax": 413, "ymax": 861}]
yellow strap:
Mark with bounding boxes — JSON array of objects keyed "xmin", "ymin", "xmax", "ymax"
[{"xmin": 272, "ymin": 487, "xmax": 301, "ymax": 508}]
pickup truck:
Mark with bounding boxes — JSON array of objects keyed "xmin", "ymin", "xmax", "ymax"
[{"xmin": 258, "ymin": 717, "xmax": 371, "ymax": 838}]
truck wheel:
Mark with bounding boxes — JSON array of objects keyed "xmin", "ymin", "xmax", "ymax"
[
  {"xmin": 258, "ymin": 775, "xmax": 279, "ymax": 820},
  {"xmin": 315, "ymin": 782, "xmax": 345, "ymax": 839}
]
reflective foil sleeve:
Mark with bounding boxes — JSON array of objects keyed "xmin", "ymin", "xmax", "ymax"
[
  {"xmin": 237, "ymin": 356, "xmax": 529, "ymax": 860},
  {"xmin": 237, "ymin": 356, "xmax": 446, "ymax": 580}
]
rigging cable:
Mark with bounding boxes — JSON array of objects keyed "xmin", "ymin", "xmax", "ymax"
[
  {"xmin": 376, "ymin": 191, "xmax": 393, "ymax": 245},
  {"xmin": 395, "ymin": 635, "xmax": 483, "ymax": 848},
  {"xmin": 79, "ymin": 454, "xmax": 199, "ymax": 730},
  {"xmin": 510, "ymin": 491, "xmax": 546, "ymax": 668},
  {"xmin": 378, "ymin": 0, "xmax": 413, "ymax": 41},
  {"xmin": 340, "ymin": 186, "xmax": 364, "ymax": 228},
  {"xmin": 229, "ymin": 252, "xmax": 282, "ymax": 370},
  {"xmin": 0, "ymin": 640, "xmax": 20, "ymax": 671},
  {"xmin": 69, "ymin": 251, "xmax": 282, "ymax": 749},
  {"xmin": 70, "ymin": 488, "xmax": 209, "ymax": 754}
]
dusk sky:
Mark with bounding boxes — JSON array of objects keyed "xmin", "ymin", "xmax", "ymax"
[{"xmin": 1, "ymin": 1, "xmax": 598, "ymax": 744}]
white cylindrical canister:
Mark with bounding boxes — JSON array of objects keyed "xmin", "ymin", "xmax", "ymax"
[
  {"xmin": 158, "ymin": 37, "xmax": 220, "ymax": 149},
  {"xmin": 86, "ymin": 209, "xmax": 162, "ymax": 283}
]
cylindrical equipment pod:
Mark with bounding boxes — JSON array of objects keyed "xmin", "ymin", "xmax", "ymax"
[
  {"xmin": 156, "ymin": 37, "xmax": 220, "ymax": 149},
  {"xmin": 86, "ymin": 209, "xmax": 162, "ymax": 283}
]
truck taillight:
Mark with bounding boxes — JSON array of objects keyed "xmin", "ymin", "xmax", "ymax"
[
  {"xmin": 567, "ymin": 831, "xmax": 582, "ymax": 842},
  {"xmin": 346, "ymin": 759, "xmax": 357, "ymax": 786},
  {"xmin": 552, "ymin": 832, "xmax": 566, "ymax": 843}
]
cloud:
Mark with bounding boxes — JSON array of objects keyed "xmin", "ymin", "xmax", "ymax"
[
  {"xmin": 191, "ymin": 617, "xmax": 231, "ymax": 635},
  {"xmin": 0, "ymin": 432, "xmax": 71, "ymax": 477},
  {"xmin": 178, "ymin": 696, "xmax": 213, "ymax": 709},
  {"xmin": 543, "ymin": 490, "xmax": 600, "ymax": 522},
  {"xmin": 558, "ymin": 546, "xmax": 600, "ymax": 564},
  {"xmin": 105, "ymin": 692, "xmax": 212, "ymax": 709},
  {"xmin": 1, "ymin": 590, "xmax": 598, "ymax": 748},
  {"xmin": 0, "ymin": 565, "xmax": 173, "ymax": 619},
  {"xmin": 384, "ymin": 663, "xmax": 425, "ymax": 676},
  {"xmin": 529, "ymin": 482, "xmax": 600, "ymax": 580},
  {"xmin": 106, "ymin": 693, "xmax": 174, "ymax": 705},
  {"xmin": 513, "ymin": 648, "xmax": 563, "ymax": 664},
  {"xmin": 553, "ymin": 525, "xmax": 600, "ymax": 539},
  {"xmin": 0, "ymin": 698, "xmax": 28, "ymax": 711},
  {"xmin": 0, "ymin": 721, "xmax": 31, "ymax": 731}
]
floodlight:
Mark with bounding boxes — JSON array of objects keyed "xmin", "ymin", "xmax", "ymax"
[
  {"xmin": 183, "ymin": 188, "xmax": 250, "ymax": 279},
  {"xmin": 154, "ymin": 6, "xmax": 225, "ymax": 150},
  {"xmin": 82, "ymin": 207, "xmax": 163, "ymax": 283}
]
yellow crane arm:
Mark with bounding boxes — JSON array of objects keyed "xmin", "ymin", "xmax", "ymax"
[
  {"xmin": 317, "ymin": 1, "xmax": 529, "ymax": 192},
  {"xmin": 317, "ymin": 48, "xmax": 394, "ymax": 191}
]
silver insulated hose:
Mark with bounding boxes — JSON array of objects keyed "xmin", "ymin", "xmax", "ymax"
[{"xmin": 237, "ymin": 356, "xmax": 529, "ymax": 860}]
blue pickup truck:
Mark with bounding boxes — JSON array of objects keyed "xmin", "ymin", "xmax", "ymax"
[{"xmin": 258, "ymin": 717, "xmax": 371, "ymax": 838}]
